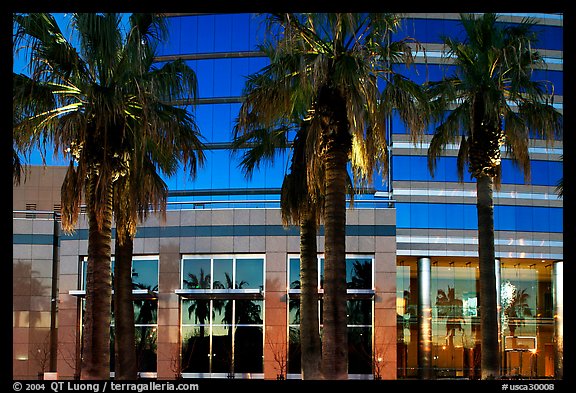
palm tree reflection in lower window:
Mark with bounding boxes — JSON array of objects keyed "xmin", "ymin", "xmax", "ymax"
[{"xmin": 181, "ymin": 299, "xmax": 263, "ymax": 375}]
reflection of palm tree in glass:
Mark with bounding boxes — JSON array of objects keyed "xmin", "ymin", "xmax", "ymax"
[
  {"xmin": 219, "ymin": 273, "xmax": 262, "ymax": 326},
  {"xmin": 133, "ymin": 281, "xmax": 158, "ymax": 371},
  {"xmin": 347, "ymin": 260, "xmax": 372, "ymax": 325},
  {"xmin": 347, "ymin": 260, "xmax": 371, "ymax": 290},
  {"xmin": 504, "ymin": 288, "xmax": 532, "ymax": 337},
  {"xmin": 183, "ymin": 269, "xmax": 228, "ymax": 336},
  {"xmin": 289, "ymin": 278, "xmax": 301, "ymax": 324},
  {"xmin": 436, "ymin": 286, "xmax": 465, "ymax": 348},
  {"xmin": 182, "ymin": 269, "xmax": 229, "ymax": 373}
]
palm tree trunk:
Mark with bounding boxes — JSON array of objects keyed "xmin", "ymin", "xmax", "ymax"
[
  {"xmin": 477, "ymin": 174, "xmax": 500, "ymax": 379},
  {"xmin": 81, "ymin": 175, "xmax": 113, "ymax": 380},
  {"xmin": 322, "ymin": 143, "xmax": 349, "ymax": 380},
  {"xmin": 114, "ymin": 231, "xmax": 138, "ymax": 379},
  {"xmin": 299, "ymin": 209, "xmax": 322, "ymax": 379},
  {"xmin": 319, "ymin": 84, "xmax": 351, "ymax": 380}
]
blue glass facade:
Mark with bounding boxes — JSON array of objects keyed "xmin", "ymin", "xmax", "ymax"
[{"xmin": 154, "ymin": 13, "xmax": 563, "ymax": 239}]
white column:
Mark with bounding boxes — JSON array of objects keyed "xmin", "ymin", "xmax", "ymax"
[
  {"xmin": 553, "ymin": 260, "xmax": 563, "ymax": 379},
  {"xmin": 417, "ymin": 257, "xmax": 432, "ymax": 379}
]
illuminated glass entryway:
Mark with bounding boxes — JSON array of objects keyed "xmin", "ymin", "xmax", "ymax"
[{"xmin": 396, "ymin": 257, "xmax": 559, "ymax": 379}]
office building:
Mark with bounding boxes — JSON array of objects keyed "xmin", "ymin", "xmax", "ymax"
[{"xmin": 12, "ymin": 13, "xmax": 563, "ymax": 380}]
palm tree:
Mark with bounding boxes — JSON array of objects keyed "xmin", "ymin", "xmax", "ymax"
[
  {"xmin": 424, "ymin": 13, "xmax": 562, "ymax": 379},
  {"xmin": 13, "ymin": 13, "xmax": 202, "ymax": 379},
  {"xmin": 280, "ymin": 119, "xmax": 324, "ymax": 379},
  {"xmin": 110, "ymin": 14, "xmax": 205, "ymax": 379},
  {"xmin": 235, "ymin": 13, "xmax": 428, "ymax": 379},
  {"xmin": 232, "ymin": 90, "xmax": 324, "ymax": 377}
]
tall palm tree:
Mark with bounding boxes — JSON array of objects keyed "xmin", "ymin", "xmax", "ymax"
[
  {"xmin": 13, "ymin": 13, "xmax": 202, "ymax": 379},
  {"xmin": 424, "ymin": 13, "xmax": 562, "ymax": 379},
  {"xmin": 110, "ymin": 14, "xmax": 205, "ymax": 379},
  {"xmin": 280, "ymin": 120, "xmax": 323, "ymax": 379},
  {"xmin": 235, "ymin": 13, "xmax": 428, "ymax": 379},
  {"xmin": 232, "ymin": 87, "xmax": 324, "ymax": 377}
]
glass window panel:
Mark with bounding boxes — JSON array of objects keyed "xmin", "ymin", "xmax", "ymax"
[
  {"xmin": 134, "ymin": 299, "xmax": 157, "ymax": 324},
  {"xmin": 501, "ymin": 267, "xmax": 538, "ymax": 337},
  {"xmin": 463, "ymin": 204, "xmax": 478, "ymax": 230},
  {"xmin": 409, "ymin": 156, "xmax": 430, "ymax": 181},
  {"xmin": 347, "ymin": 300, "xmax": 372, "ymax": 326},
  {"xmin": 82, "ymin": 259, "xmax": 88, "ymax": 290},
  {"xmin": 516, "ymin": 205, "xmax": 534, "ymax": 232},
  {"xmin": 396, "ymin": 203, "xmax": 410, "ymax": 229},
  {"xmin": 131, "ymin": 259, "xmax": 158, "ymax": 290},
  {"xmin": 234, "ymin": 326, "xmax": 263, "ymax": 373},
  {"xmin": 228, "ymin": 162, "xmax": 250, "ymax": 189},
  {"xmin": 501, "ymin": 160, "xmax": 525, "ymax": 184},
  {"xmin": 446, "ymin": 203, "xmax": 464, "ymax": 229},
  {"xmin": 211, "ymin": 325, "xmax": 233, "ymax": 373},
  {"xmin": 289, "ymin": 258, "xmax": 300, "ymax": 289},
  {"xmin": 288, "ymin": 326, "xmax": 301, "ymax": 374},
  {"xmin": 197, "ymin": 15, "xmax": 215, "ymax": 52},
  {"xmin": 430, "ymin": 264, "xmax": 477, "ymax": 360},
  {"xmin": 181, "ymin": 326, "xmax": 210, "ymax": 373},
  {"xmin": 264, "ymin": 151, "xmax": 290, "ymax": 189},
  {"xmin": 539, "ymin": 25, "xmax": 563, "ymax": 51},
  {"xmin": 549, "ymin": 207, "xmax": 563, "ymax": 232},
  {"xmin": 531, "ymin": 160, "xmax": 549, "ymax": 186},
  {"xmin": 213, "ymin": 14, "xmax": 232, "ymax": 52},
  {"xmin": 548, "ymin": 161, "xmax": 563, "ymax": 187},
  {"xmin": 186, "ymin": 150, "xmax": 213, "ymax": 190},
  {"xmin": 157, "ymin": 17, "xmax": 184, "ymax": 56},
  {"xmin": 213, "ymin": 299, "xmax": 231, "ymax": 325},
  {"xmin": 229, "ymin": 58, "xmax": 251, "ymax": 96},
  {"xmin": 319, "ymin": 258, "xmax": 325, "ymax": 289},
  {"xmin": 109, "ymin": 327, "xmax": 116, "ymax": 372},
  {"xmin": 182, "ymin": 299, "xmax": 212, "ymax": 325},
  {"xmin": 411, "ymin": 203, "xmax": 429, "ymax": 228},
  {"xmin": 213, "ymin": 259, "xmax": 233, "ymax": 289},
  {"xmin": 182, "ymin": 258, "xmax": 211, "ymax": 289},
  {"xmin": 346, "ymin": 258, "xmax": 372, "ymax": 289},
  {"xmin": 194, "ymin": 104, "xmax": 214, "ymax": 142},
  {"xmin": 235, "ymin": 300, "xmax": 263, "ymax": 325},
  {"xmin": 230, "ymin": 14, "xmax": 250, "ymax": 51},
  {"xmin": 210, "ymin": 150, "xmax": 231, "ymax": 189},
  {"xmin": 193, "ymin": 59, "xmax": 215, "ymax": 97},
  {"xmin": 213, "ymin": 58, "xmax": 232, "ymax": 97},
  {"xmin": 235, "ymin": 258, "xmax": 263, "ymax": 290},
  {"xmin": 532, "ymin": 69, "xmax": 563, "ymax": 96},
  {"xmin": 348, "ymin": 326, "xmax": 372, "ymax": 374},
  {"xmin": 135, "ymin": 326, "xmax": 157, "ymax": 372},
  {"xmin": 211, "ymin": 103, "xmax": 233, "ymax": 142},
  {"xmin": 179, "ymin": 17, "xmax": 199, "ymax": 54},
  {"xmin": 288, "ymin": 297, "xmax": 300, "ymax": 325}
]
